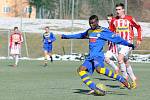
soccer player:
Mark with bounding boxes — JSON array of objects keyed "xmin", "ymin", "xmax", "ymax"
[
  {"xmin": 9, "ymin": 27, "xmax": 23, "ymax": 67},
  {"xmin": 42, "ymin": 26, "xmax": 56, "ymax": 67},
  {"xmin": 61, "ymin": 15, "xmax": 135, "ymax": 95},
  {"xmin": 105, "ymin": 14, "xmax": 119, "ymax": 74},
  {"xmin": 109, "ymin": 3, "xmax": 142, "ymax": 89}
]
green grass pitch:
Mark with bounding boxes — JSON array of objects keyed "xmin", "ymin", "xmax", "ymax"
[{"xmin": 0, "ymin": 60, "xmax": 150, "ymax": 100}]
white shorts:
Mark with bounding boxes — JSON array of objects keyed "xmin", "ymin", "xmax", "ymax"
[
  {"xmin": 10, "ymin": 44, "xmax": 21, "ymax": 55},
  {"xmin": 117, "ymin": 44, "xmax": 131, "ymax": 58},
  {"xmin": 105, "ymin": 50, "xmax": 118, "ymax": 61}
]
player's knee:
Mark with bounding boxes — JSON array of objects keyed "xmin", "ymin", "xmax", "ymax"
[
  {"xmin": 118, "ymin": 59, "xmax": 124, "ymax": 64},
  {"xmin": 105, "ymin": 58, "xmax": 110, "ymax": 64},
  {"xmin": 124, "ymin": 60, "xmax": 129, "ymax": 67},
  {"xmin": 77, "ymin": 66, "xmax": 86, "ymax": 73},
  {"xmin": 96, "ymin": 67, "xmax": 101, "ymax": 74},
  {"xmin": 118, "ymin": 54, "xmax": 124, "ymax": 64}
]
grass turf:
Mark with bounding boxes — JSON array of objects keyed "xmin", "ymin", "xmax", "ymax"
[{"xmin": 0, "ymin": 60, "xmax": 150, "ymax": 100}]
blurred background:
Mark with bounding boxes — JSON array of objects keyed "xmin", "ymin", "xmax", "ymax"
[
  {"xmin": 0, "ymin": 0, "xmax": 149, "ymax": 60},
  {"xmin": 0, "ymin": 0, "xmax": 149, "ymax": 21}
]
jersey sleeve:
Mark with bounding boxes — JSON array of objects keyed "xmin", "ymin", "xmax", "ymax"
[
  {"xmin": 19, "ymin": 33, "xmax": 23, "ymax": 43},
  {"xmin": 9, "ymin": 34, "xmax": 13, "ymax": 48},
  {"xmin": 42, "ymin": 33, "xmax": 45, "ymax": 42},
  {"xmin": 50, "ymin": 33, "xmax": 56, "ymax": 42},
  {"xmin": 130, "ymin": 17, "xmax": 142, "ymax": 41},
  {"xmin": 62, "ymin": 31, "xmax": 87, "ymax": 39},
  {"xmin": 109, "ymin": 18, "xmax": 116, "ymax": 32},
  {"xmin": 100, "ymin": 28, "xmax": 131, "ymax": 46}
]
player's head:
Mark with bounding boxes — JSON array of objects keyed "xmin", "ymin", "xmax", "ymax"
[
  {"xmin": 14, "ymin": 27, "xmax": 19, "ymax": 33},
  {"xmin": 45, "ymin": 26, "xmax": 49, "ymax": 33},
  {"xmin": 14, "ymin": 27, "xmax": 18, "ymax": 31},
  {"xmin": 115, "ymin": 3, "xmax": 125, "ymax": 17},
  {"xmin": 89, "ymin": 15, "xmax": 99, "ymax": 29},
  {"xmin": 106, "ymin": 14, "xmax": 113, "ymax": 24}
]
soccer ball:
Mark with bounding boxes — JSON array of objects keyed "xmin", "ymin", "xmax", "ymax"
[{"xmin": 94, "ymin": 83, "xmax": 107, "ymax": 96}]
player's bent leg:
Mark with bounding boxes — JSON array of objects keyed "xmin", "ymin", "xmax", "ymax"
[
  {"xmin": 105, "ymin": 51, "xmax": 119, "ymax": 74},
  {"xmin": 78, "ymin": 66, "xmax": 105, "ymax": 95},
  {"xmin": 118, "ymin": 54, "xmax": 128, "ymax": 79},
  {"xmin": 44, "ymin": 51, "xmax": 48, "ymax": 67},
  {"xmin": 96, "ymin": 67, "xmax": 131, "ymax": 89},
  {"xmin": 118, "ymin": 55, "xmax": 129, "ymax": 88},
  {"xmin": 48, "ymin": 52, "xmax": 53, "ymax": 62},
  {"xmin": 105, "ymin": 58, "xmax": 119, "ymax": 74},
  {"xmin": 78, "ymin": 58, "xmax": 107, "ymax": 95},
  {"xmin": 78, "ymin": 66, "xmax": 96, "ymax": 91},
  {"xmin": 48, "ymin": 45, "xmax": 53, "ymax": 62},
  {"xmin": 125, "ymin": 61, "xmax": 137, "ymax": 89},
  {"xmin": 105, "ymin": 57, "xmax": 110, "ymax": 64},
  {"xmin": 14, "ymin": 54, "xmax": 19, "ymax": 67}
]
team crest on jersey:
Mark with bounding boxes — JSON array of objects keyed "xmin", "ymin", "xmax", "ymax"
[
  {"xmin": 97, "ymin": 34, "xmax": 101, "ymax": 37},
  {"xmin": 112, "ymin": 34, "xmax": 118, "ymax": 38}
]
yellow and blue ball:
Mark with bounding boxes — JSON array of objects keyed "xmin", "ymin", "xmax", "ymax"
[{"xmin": 94, "ymin": 83, "xmax": 107, "ymax": 96}]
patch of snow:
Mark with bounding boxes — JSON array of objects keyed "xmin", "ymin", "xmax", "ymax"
[
  {"xmin": 1, "ymin": 54, "xmax": 149, "ymax": 63},
  {"xmin": 0, "ymin": 17, "xmax": 149, "ymax": 37}
]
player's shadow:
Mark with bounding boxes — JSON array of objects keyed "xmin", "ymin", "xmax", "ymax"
[
  {"xmin": 73, "ymin": 89, "xmax": 127, "ymax": 95},
  {"xmin": 8, "ymin": 64, "xmax": 15, "ymax": 67},
  {"xmin": 94, "ymin": 77, "xmax": 116, "ymax": 81},
  {"xmin": 73, "ymin": 89, "xmax": 91, "ymax": 95},
  {"xmin": 94, "ymin": 78, "xmax": 122, "ymax": 89},
  {"xmin": 106, "ymin": 90, "xmax": 127, "ymax": 95},
  {"xmin": 106, "ymin": 84, "xmax": 120, "ymax": 89}
]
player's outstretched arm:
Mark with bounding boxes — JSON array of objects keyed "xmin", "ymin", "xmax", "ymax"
[
  {"xmin": 130, "ymin": 18, "xmax": 142, "ymax": 46},
  {"xmin": 100, "ymin": 28, "xmax": 135, "ymax": 50},
  {"xmin": 49, "ymin": 32, "xmax": 56, "ymax": 42},
  {"xmin": 61, "ymin": 31, "xmax": 87, "ymax": 39}
]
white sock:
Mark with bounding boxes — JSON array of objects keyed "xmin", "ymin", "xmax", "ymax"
[
  {"xmin": 120, "ymin": 63, "xmax": 128, "ymax": 79},
  {"xmin": 15, "ymin": 55, "xmax": 19, "ymax": 65},
  {"xmin": 108, "ymin": 60, "xmax": 119, "ymax": 71},
  {"xmin": 127, "ymin": 65, "xmax": 136, "ymax": 81}
]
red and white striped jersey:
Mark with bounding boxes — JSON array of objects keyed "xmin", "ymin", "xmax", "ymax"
[
  {"xmin": 9, "ymin": 32, "xmax": 23, "ymax": 48},
  {"xmin": 108, "ymin": 41, "xmax": 118, "ymax": 54},
  {"xmin": 109, "ymin": 15, "xmax": 142, "ymax": 43}
]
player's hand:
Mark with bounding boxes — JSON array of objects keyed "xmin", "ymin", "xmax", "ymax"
[
  {"xmin": 59, "ymin": 34, "xmax": 63, "ymax": 39},
  {"xmin": 128, "ymin": 43, "xmax": 135, "ymax": 50},
  {"xmin": 15, "ymin": 42, "xmax": 18, "ymax": 45},
  {"xmin": 136, "ymin": 40, "xmax": 141, "ymax": 47},
  {"xmin": 17, "ymin": 41, "xmax": 22, "ymax": 44},
  {"xmin": 48, "ymin": 39, "xmax": 51, "ymax": 42},
  {"xmin": 59, "ymin": 34, "xmax": 65, "ymax": 39}
]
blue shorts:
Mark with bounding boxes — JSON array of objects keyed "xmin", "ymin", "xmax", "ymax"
[
  {"xmin": 43, "ymin": 44, "xmax": 52, "ymax": 53},
  {"xmin": 82, "ymin": 56, "xmax": 105, "ymax": 75}
]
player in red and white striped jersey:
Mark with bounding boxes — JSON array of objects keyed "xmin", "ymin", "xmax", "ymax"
[
  {"xmin": 109, "ymin": 3, "xmax": 142, "ymax": 89},
  {"xmin": 9, "ymin": 27, "xmax": 23, "ymax": 67}
]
